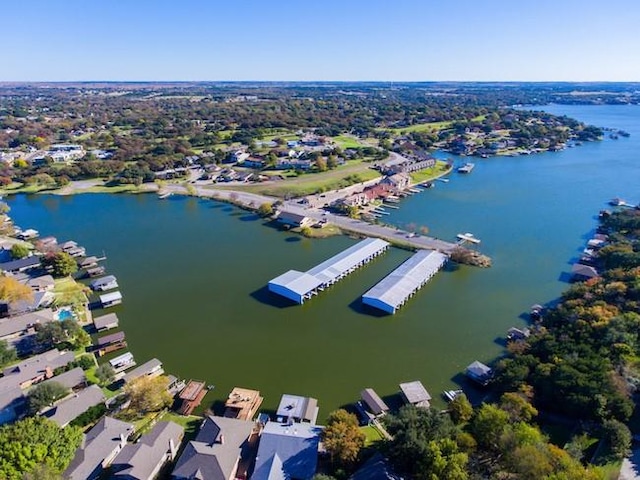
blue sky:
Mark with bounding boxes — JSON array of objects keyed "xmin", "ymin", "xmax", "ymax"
[{"xmin": 4, "ymin": 0, "xmax": 640, "ymax": 81}]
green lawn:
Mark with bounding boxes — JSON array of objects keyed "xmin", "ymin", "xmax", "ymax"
[
  {"xmin": 226, "ymin": 160, "xmax": 381, "ymax": 198},
  {"xmin": 408, "ymin": 161, "xmax": 452, "ymax": 184},
  {"xmin": 361, "ymin": 425, "xmax": 385, "ymax": 446},
  {"xmin": 384, "ymin": 115, "xmax": 487, "ymax": 135},
  {"xmin": 332, "ymin": 135, "xmax": 365, "ymax": 149},
  {"xmin": 53, "ymin": 277, "xmax": 89, "ymax": 308}
]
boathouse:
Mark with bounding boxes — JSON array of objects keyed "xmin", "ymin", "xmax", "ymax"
[
  {"xmin": 362, "ymin": 249, "xmax": 448, "ymax": 314},
  {"xmin": 122, "ymin": 358, "xmax": 164, "ymax": 384},
  {"xmin": 95, "ymin": 331, "xmax": 127, "ymax": 357},
  {"xmin": 466, "ymin": 361, "xmax": 493, "ymax": 386},
  {"xmin": 93, "ymin": 312, "xmax": 119, "ymax": 332},
  {"xmin": 276, "ymin": 394, "xmax": 319, "ymax": 424},
  {"xmin": 269, "ymin": 238, "xmax": 389, "ymax": 304},
  {"xmin": 110, "ymin": 352, "xmax": 135, "ymax": 372},
  {"xmin": 360, "ymin": 388, "xmax": 389, "ymax": 417},
  {"xmin": 100, "ymin": 291, "xmax": 123, "ymax": 308},
  {"xmin": 223, "ymin": 386, "xmax": 264, "ymax": 421},
  {"xmin": 90, "ymin": 275, "xmax": 118, "ymax": 292},
  {"xmin": 399, "ymin": 381, "xmax": 431, "ymax": 408},
  {"xmin": 571, "ymin": 263, "xmax": 599, "ymax": 281}
]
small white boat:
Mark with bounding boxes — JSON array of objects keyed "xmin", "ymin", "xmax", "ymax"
[{"xmin": 443, "ymin": 389, "xmax": 464, "ymax": 402}]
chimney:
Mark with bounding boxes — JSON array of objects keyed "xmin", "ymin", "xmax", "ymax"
[
  {"xmin": 120, "ymin": 433, "xmax": 127, "ymax": 445},
  {"xmin": 45, "ymin": 366, "xmax": 53, "ymax": 379},
  {"xmin": 169, "ymin": 438, "xmax": 177, "ymax": 459},
  {"xmin": 218, "ymin": 434, "xmax": 225, "ymax": 445}
]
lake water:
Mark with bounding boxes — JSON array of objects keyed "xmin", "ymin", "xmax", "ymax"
[{"xmin": 6, "ymin": 104, "xmax": 640, "ymax": 418}]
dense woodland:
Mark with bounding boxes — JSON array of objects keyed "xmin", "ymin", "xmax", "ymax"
[{"xmin": 0, "ymin": 83, "xmax": 612, "ymax": 187}]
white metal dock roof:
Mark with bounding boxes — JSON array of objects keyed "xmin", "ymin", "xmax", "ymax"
[
  {"xmin": 268, "ymin": 270, "xmax": 324, "ymax": 297},
  {"xmin": 307, "ymin": 238, "xmax": 389, "ymax": 284},
  {"xmin": 268, "ymin": 238, "xmax": 389, "ymax": 303},
  {"xmin": 362, "ymin": 249, "xmax": 447, "ymax": 313}
]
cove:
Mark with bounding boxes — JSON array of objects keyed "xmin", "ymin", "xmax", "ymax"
[{"xmin": 7, "ymin": 104, "xmax": 640, "ymax": 418}]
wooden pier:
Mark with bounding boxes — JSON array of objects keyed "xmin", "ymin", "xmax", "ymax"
[{"xmin": 177, "ymin": 380, "xmax": 207, "ymax": 415}]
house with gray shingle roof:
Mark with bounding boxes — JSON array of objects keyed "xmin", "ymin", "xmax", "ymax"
[
  {"xmin": 122, "ymin": 358, "xmax": 163, "ymax": 384},
  {"xmin": 251, "ymin": 421, "xmax": 322, "ymax": 480},
  {"xmin": 111, "ymin": 421, "xmax": 184, "ymax": 480},
  {"xmin": 2, "ymin": 348, "xmax": 75, "ymax": 389},
  {"xmin": 172, "ymin": 415, "xmax": 254, "ymax": 480},
  {"xmin": 41, "ymin": 384, "xmax": 105, "ymax": 427},
  {"xmin": 64, "ymin": 416, "xmax": 134, "ymax": 480},
  {"xmin": 40, "ymin": 367, "xmax": 86, "ymax": 390},
  {"xmin": 0, "ymin": 308, "xmax": 54, "ymax": 341},
  {"xmin": 93, "ymin": 312, "xmax": 119, "ymax": 332}
]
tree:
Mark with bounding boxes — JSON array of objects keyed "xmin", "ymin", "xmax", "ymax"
[
  {"xmin": 42, "ymin": 252, "xmax": 77, "ymax": 277},
  {"xmin": 21, "ymin": 463, "xmax": 62, "ymax": 480},
  {"xmin": 315, "ymin": 156, "xmax": 328, "ymax": 172},
  {"xmin": 385, "ymin": 405, "xmax": 459, "ymax": 478},
  {"xmin": 0, "ymin": 275, "xmax": 34, "ymax": 304},
  {"xmin": 449, "ymin": 393, "xmax": 473, "ymax": 424},
  {"xmin": 257, "ymin": 202, "xmax": 274, "ymax": 217},
  {"xmin": 124, "ymin": 375, "xmax": 172, "ymax": 414},
  {"xmin": 470, "ymin": 403, "xmax": 509, "ymax": 451},
  {"xmin": 27, "ymin": 381, "xmax": 69, "ymax": 415},
  {"xmin": 0, "ymin": 416, "xmax": 82, "ymax": 479},
  {"xmin": 601, "ymin": 419, "xmax": 631, "ymax": 460},
  {"xmin": 0, "ymin": 339, "xmax": 17, "ymax": 368},
  {"xmin": 95, "ymin": 363, "xmax": 115, "ymax": 386},
  {"xmin": 499, "ymin": 392, "xmax": 538, "ymax": 422},
  {"xmin": 35, "ymin": 319, "xmax": 91, "ymax": 350},
  {"xmin": 322, "ymin": 409, "xmax": 365, "ymax": 467},
  {"xmin": 327, "ymin": 155, "xmax": 338, "ymax": 169},
  {"xmin": 10, "ymin": 244, "xmax": 30, "ymax": 260}
]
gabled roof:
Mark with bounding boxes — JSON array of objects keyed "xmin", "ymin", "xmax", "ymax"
[
  {"xmin": 41, "ymin": 384, "xmax": 105, "ymax": 427},
  {"xmin": 361, "ymin": 388, "xmax": 389, "ymax": 416},
  {"xmin": 65, "ymin": 416, "xmax": 134, "ymax": 480},
  {"xmin": 122, "ymin": 358, "xmax": 162, "ymax": 384},
  {"xmin": 571, "ymin": 263, "xmax": 599, "ymax": 279},
  {"xmin": 25, "ymin": 275, "xmax": 55, "ymax": 289},
  {"xmin": 93, "ymin": 313, "xmax": 119, "ymax": 330},
  {"xmin": 40, "ymin": 367, "xmax": 86, "ymax": 390},
  {"xmin": 0, "ymin": 308, "xmax": 54, "ymax": 338},
  {"xmin": 276, "ymin": 394, "xmax": 319, "ymax": 423},
  {"xmin": 96, "ymin": 331, "xmax": 126, "ymax": 347},
  {"xmin": 172, "ymin": 415, "xmax": 253, "ymax": 480},
  {"xmin": 399, "ymin": 381, "xmax": 431, "ymax": 407},
  {"xmin": 0, "ymin": 255, "xmax": 40, "ymax": 272},
  {"xmin": 252, "ymin": 422, "xmax": 322, "ymax": 480},
  {"xmin": 350, "ymin": 452, "xmax": 403, "ymax": 480},
  {"xmin": 2, "ymin": 348, "xmax": 75, "ymax": 387},
  {"xmin": 112, "ymin": 421, "xmax": 183, "ymax": 479}
]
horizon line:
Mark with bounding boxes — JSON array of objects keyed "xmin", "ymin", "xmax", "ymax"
[{"xmin": 1, "ymin": 80, "xmax": 640, "ymax": 84}]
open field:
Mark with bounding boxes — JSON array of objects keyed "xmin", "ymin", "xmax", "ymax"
[
  {"xmin": 53, "ymin": 277, "xmax": 89, "ymax": 307},
  {"xmin": 409, "ymin": 161, "xmax": 452, "ymax": 184},
  {"xmin": 331, "ymin": 134, "xmax": 365, "ymax": 149},
  {"xmin": 221, "ymin": 160, "xmax": 381, "ymax": 198},
  {"xmin": 383, "ymin": 115, "xmax": 487, "ymax": 135}
]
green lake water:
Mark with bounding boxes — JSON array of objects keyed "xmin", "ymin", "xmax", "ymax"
[{"xmin": 6, "ymin": 104, "xmax": 640, "ymax": 418}]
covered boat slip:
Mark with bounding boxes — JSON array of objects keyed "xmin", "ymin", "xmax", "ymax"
[
  {"xmin": 268, "ymin": 238, "xmax": 390, "ymax": 304},
  {"xmin": 362, "ymin": 249, "xmax": 448, "ymax": 314}
]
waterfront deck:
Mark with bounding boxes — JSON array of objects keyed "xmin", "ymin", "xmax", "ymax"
[
  {"xmin": 223, "ymin": 386, "xmax": 264, "ymax": 421},
  {"xmin": 177, "ymin": 380, "xmax": 207, "ymax": 415},
  {"xmin": 268, "ymin": 237, "xmax": 389, "ymax": 304},
  {"xmin": 362, "ymin": 249, "xmax": 448, "ymax": 314}
]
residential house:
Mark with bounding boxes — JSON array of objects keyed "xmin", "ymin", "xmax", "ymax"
[
  {"xmin": 275, "ymin": 394, "xmax": 319, "ymax": 424},
  {"xmin": 381, "ymin": 172, "xmax": 410, "ymax": 191},
  {"xmin": 41, "ymin": 384, "xmax": 106, "ymax": 427},
  {"xmin": 0, "ymin": 383, "xmax": 24, "ymax": 425},
  {"xmin": 0, "ymin": 256, "xmax": 41, "ymax": 273},
  {"xmin": 399, "ymin": 381, "xmax": 431, "ymax": 408},
  {"xmin": 7, "ymin": 290, "xmax": 55, "ymax": 315},
  {"xmin": 16, "ymin": 229, "xmax": 39, "ymax": 240},
  {"xmin": 25, "ymin": 274, "xmax": 55, "ymax": 292},
  {"xmin": 122, "ymin": 358, "xmax": 163, "ymax": 384},
  {"xmin": 276, "ymin": 211, "xmax": 313, "ymax": 229},
  {"xmin": 251, "ymin": 421, "xmax": 322, "ymax": 480},
  {"xmin": 40, "ymin": 367, "xmax": 87, "ymax": 391},
  {"xmin": 111, "ymin": 421, "xmax": 184, "ymax": 480},
  {"xmin": 241, "ymin": 158, "xmax": 266, "ymax": 169},
  {"xmin": 172, "ymin": 415, "xmax": 254, "ymax": 480},
  {"xmin": 349, "ymin": 452, "xmax": 402, "ymax": 480},
  {"xmin": 2, "ymin": 348, "xmax": 75, "ymax": 389},
  {"xmin": 64, "ymin": 416, "xmax": 134, "ymax": 480},
  {"xmin": 0, "ymin": 308, "xmax": 54, "ymax": 342},
  {"xmin": 93, "ymin": 312, "xmax": 119, "ymax": 332}
]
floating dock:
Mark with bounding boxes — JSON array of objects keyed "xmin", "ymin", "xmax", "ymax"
[
  {"xmin": 457, "ymin": 163, "xmax": 475, "ymax": 174},
  {"xmin": 361, "ymin": 249, "xmax": 448, "ymax": 314},
  {"xmin": 268, "ymin": 238, "xmax": 389, "ymax": 304},
  {"xmin": 456, "ymin": 232, "xmax": 481, "ymax": 244}
]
